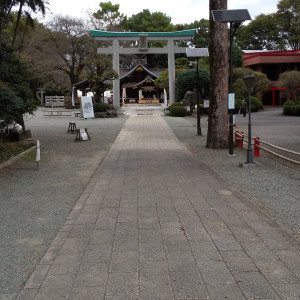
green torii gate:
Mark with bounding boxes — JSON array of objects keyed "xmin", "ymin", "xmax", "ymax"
[{"xmin": 90, "ymin": 29, "xmax": 196, "ymax": 108}]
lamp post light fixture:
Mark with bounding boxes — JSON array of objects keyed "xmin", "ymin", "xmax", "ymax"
[
  {"xmin": 241, "ymin": 73, "xmax": 256, "ymax": 166},
  {"xmin": 211, "ymin": 9, "xmax": 252, "ymax": 155},
  {"xmin": 186, "ymin": 48, "xmax": 209, "ymax": 136}
]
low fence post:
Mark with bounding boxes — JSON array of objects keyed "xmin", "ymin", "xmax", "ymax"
[
  {"xmin": 254, "ymin": 137, "xmax": 261, "ymax": 157},
  {"xmin": 235, "ymin": 131, "xmax": 244, "ymax": 148}
]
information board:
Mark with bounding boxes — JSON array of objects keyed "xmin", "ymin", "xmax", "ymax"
[
  {"xmin": 228, "ymin": 93, "xmax": 235, "ymax": 110},
  {"xmin": 81, "ymin": 96, "xmax": 94, "ymax": 119}
]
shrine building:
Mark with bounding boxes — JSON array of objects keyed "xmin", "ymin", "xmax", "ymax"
[{"xmin": 243, "ymin": 49, "xmax": 300, "ymax": 106}]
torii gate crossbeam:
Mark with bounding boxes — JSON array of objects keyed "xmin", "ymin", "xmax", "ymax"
[{"xmin": 90, "ymin": 29, "xmax": 196, "ymax": 108}]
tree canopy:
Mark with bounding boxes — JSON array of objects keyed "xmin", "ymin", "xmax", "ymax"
[
  {"xmin": 175, "ymin": 69, "xmax": 210, "ymax": 101},
  {"xmin": 238, "ymin": 0, "xmax": 300, "ymax": 50},
  {"xmin": 92, "ymin": 1, "xmax": 125, "ymax": 31},
  {"xmin": 122, "ymin": 9, "xmax": 175, "ymax": 32}
]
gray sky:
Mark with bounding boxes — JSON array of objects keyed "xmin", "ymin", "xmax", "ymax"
[{"xmin": 45, "ymin": 0, "xmax": 279, "ymax": 25}]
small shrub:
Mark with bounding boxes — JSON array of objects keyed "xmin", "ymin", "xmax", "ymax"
[
  {"xmin": 294, "ymin": 104, "xmax": 300, "ymax": 115},
  {"xmin": 250, "ymin": 96, "xmax": 263, "ymax": 112},
  {"xmin": 283, "ymin": 104, "xmax": 292, "ymax": 115},
  {"xmin": 167, "ymin": 102, "xmax": 181, "ymax": 111},
  {"xmin": 93, "ymin": 103, "xmax": 110, "ymax": 112},
  {"xmin": 180, "ymin": 99, "xmax": 190, "ymax": 106},
  {"xmin": 170, "ymin": 102, "xmax": 181, "ymax": 108},
  {"xmin": 170, "ymin": 106, "xmax": 187, "ymax": 117},
  {"xmin": 283, "ymin": 100, "xmax": 300, "ymax": 116}
]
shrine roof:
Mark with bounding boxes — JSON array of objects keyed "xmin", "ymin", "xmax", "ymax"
[
  {"xmin": 120, "ymin": 64, "xmax": 162, "ymax": 80},
  {"xmin": 91, "ymin": 29, "xmax": 196, "ymax": 38}
]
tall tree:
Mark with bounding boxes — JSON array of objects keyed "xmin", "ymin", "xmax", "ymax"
[
  {"xmin": 122, "ymin": 9, "xmax": 175, "ymax": 32},
  {"xmin": 237, "ymin": 0, "xmax": 300, "ymax": 50},
  {"xmin": 206, "ymin": 0, "xmax": 229, "ymax": 149},
  {"xmin": 92, "ymin": 1, "xmax": 125, "ymax": 31},
  {"xmin": 277, "ymin": 0, "xmax": 300, "ymax": 49},
  {"xmin": 46, "ymin": 16, "xmax": 95, "ymax": 89},
  {"xmin": 86, "ymin": 55, "xmax": 118, "ymax": 103},
  {"xmin": 0, "ymin": 40, "xmax": 35, "ymax": 130},
  {"xmin": 237, "ymin": 14, "xmax": 284, "ymax": 50},
  {"xmin": 279, "ymin": 70, "xmax": 300, "ymax": 100},
  {"xmin": 9, "ymin": 0, "xmax": 47, "ymax": 48}
]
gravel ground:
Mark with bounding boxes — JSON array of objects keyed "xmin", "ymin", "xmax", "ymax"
[
  {"xmin": 0, "ymin": 106, "xmax": 299, "ymax": 299},
  {"xmin": 0, "ymin": 109, "xmax": 127, "ymax": 299}
]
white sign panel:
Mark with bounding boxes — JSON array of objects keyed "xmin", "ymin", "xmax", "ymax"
[
  {"xmin": 203, "ymin": 100, "xmax": 209, "ymax": 108},
  {"xmin": 228, "ymin": 93, "xmax": 235, "ymax": 110},
  {"xmin": 81, "ymin": 96, "xmax": 94, "ymax": 119}
]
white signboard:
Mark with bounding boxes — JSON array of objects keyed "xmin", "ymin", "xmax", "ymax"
[
  {"xmin": 203, "ymin": 100, "xmax": 209, "ymax": 108},
  {"xmin": 81, "ymin": 96, "xmax": 94, "ymax": 119},
  {"xmin": 228, "ymin": 93, "xmax": 235, "ymax": 110}
]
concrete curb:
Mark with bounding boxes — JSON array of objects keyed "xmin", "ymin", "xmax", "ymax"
[{"xmin": 0, "ymin": 145, "xmax": 36, "ymax": 170}]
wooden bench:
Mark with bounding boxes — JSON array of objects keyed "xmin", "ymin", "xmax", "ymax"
[
  {"xmin": 43, "ymin": 110, "xmax": 72, "ymax": 117},
  {"xmin": 136, "ymin": 108, "xmax": 154, "ymax": 116}
]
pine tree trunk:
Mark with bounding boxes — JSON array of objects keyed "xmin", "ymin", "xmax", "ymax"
[{"xmin": 206, "ymin": 0, "xmax": 229, "ymax": 149}]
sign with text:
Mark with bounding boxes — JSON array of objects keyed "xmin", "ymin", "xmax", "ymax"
[
  {"xmin": 81, "ymin": 96, "xmax": 94, "ymax": 119},
  {"xmin": 228, "ymin": 93, "xmax": 235, "ymax": 110}
]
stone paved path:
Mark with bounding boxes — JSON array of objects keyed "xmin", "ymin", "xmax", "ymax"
[{"xmin": 17, "ymin": 115, "xmax": 300, "ymax": 300}]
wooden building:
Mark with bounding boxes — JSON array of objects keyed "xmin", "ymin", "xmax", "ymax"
[
  {"xmin": 243, "ymin": 49, "xmax": 300, "ymax": 106},
  {"xmin": 120, "ymin": 60, "xmax": 165, "ymax": 104}
]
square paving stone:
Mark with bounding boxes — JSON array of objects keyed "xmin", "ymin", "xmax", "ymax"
[
  {"xmin": 69, "ymin": 287, "xmax": 106, "ymax": 300},
  {"xmin": 198, "ymin": 260, "xmax": 235, "ymax": 285},
  {"xmin": 105, "ymin": 272, "xmax": 139, "ymax": 300},
  {"xmin": 139, "ymin": 260, "xmax": 169, "ymax": 274},
  {"xmin": 109, "ymin": 251, "xmax": 138, "ymax": 273},
  {"xmin": 232, "ymin": 271, "xmax": 281, "ymax": 299},
  {"xmin": 48, "ymin": 254, "xmax": 82, "ymax": 276},
  {"xmin": 206, "ymin": 283, "xmax": 246, "ymax": 300},
  {"xmin": 35, "ymin": 274, "xmax": 75, "ymax": 300},
  {"xmin": 210, "ymin": 234, "xmax": 242, "ymax": 251},
  {"xmin": 74, "ymin": 262, "xmax": 108, "ymax": 287},
  {"xmin": 83, "ymin": 244, "xmax": 112, "ymax": 263},
  {"xmin": 259, "ymin": 233, "xmax": 295, "ymax": 250},
  {"xmin": 139, "ymin": 243, "xmax": 166, "ymax": 261},
  {"xmin": 140, "ymin": 272, "xmax": 174, "ymax": 299},
  {"xmin": 273, "ymin": 283, "xmax": 300, "ymax": 300},
  {"xmin": 170, "ymin": 271, "xmax": 209, "ymax": 300},
  {"xmin": 89, "ymin": 230, "xmax": 115, "ymax": 245}
]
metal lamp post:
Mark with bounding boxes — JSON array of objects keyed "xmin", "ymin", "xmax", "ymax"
[
  {"xmin": 186, "ymin": 48, "xmax": 209, "ymax": 136},
  {"xmin": 244, "ymin": 73, "xmax": 255, "ymax": 165}
]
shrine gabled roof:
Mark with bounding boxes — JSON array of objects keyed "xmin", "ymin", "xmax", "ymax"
[
  {"xmin": 120, "ymin": 64, "xmax": 161, "ymax": 80},
  {"xmin": 134, "ymin": 76, "xmax": 155, "ymax": 87},
  {"xmin": 91, "ymin": 29, "xmax": 196, "ymax": 38}
]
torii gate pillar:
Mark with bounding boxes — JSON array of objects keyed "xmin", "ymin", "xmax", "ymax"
[{"xmin": 91, "ymin": 29, "xmax": 196, "ymax": 108}]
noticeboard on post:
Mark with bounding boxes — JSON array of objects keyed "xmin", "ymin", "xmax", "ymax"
[
  {"xmin": 228, "ymin": 93, "xmax": 235, "ymax": 110},
  {"xmin": 81, "ymin": 96, "xmax": 95, "ymax": 119}
]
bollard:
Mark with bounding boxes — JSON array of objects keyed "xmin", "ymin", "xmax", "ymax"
[
  {"xmin": 36, "ymin": 140, "xmax": 40, "ymax": 170},
  {"xmin": 235, "ymin": 131, "xmax": 244, "ymax": 148},
  {"xmin": 254, "ymin": 137, "xmax": 261, "ymax": 157}
]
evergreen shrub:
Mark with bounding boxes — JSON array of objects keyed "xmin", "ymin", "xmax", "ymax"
[
  {"xmin": 283, "ymin": 100, "xmax": 300, "ymax": 116},
  {"xmin": 93, "ymin": 103, "xmax": 110, "ymax": 112},
  {"xmin": 170, "ymin": 106, "xmax": 187, "ymax": 117}
]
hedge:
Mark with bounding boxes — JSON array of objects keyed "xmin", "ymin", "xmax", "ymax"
[{"xmin": 170, "ymin": 106, "xmax": 187, "ymax": 117}]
